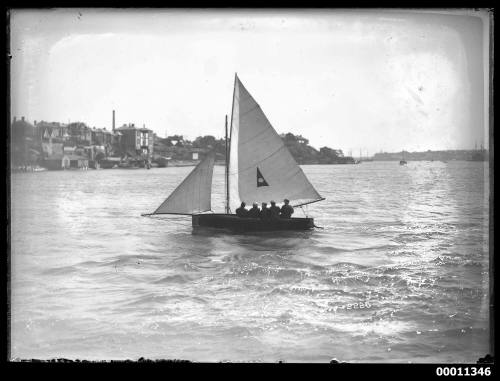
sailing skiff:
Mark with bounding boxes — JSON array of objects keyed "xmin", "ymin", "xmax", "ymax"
[{"xmin": 145, "ymin": 74, "xmax": 325, "ymax": 231}]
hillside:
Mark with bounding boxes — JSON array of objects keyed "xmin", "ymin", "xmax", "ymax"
[{"xmin": 153, "ymin": 132, "xmax": 355, "ymax": 165}]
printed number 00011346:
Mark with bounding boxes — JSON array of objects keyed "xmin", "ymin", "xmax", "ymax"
[{"xmin": 436, "ymin": 367, "xmax": 492, "ymax": 376}]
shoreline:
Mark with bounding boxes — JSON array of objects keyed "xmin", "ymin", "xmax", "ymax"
[{"xmin": 11, "ymin": 159, "xmax": 488, "ymax": 173}]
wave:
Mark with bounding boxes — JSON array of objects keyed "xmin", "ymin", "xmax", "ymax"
[
  {"xmin": 152, "ymin": 274, "xmax": 193, "ymax": 284},
  {"xmin": 40, "ymin": 266, "xmax": 78, "ymax": 276}
]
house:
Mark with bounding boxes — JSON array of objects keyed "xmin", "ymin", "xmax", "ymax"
[
  {"xmin": 116, "ymin": 123, "xmax": 154, "ymax": 159},
  {"xmin": 36, "ymin": 121, "xmax": 69, "ymax": 143},
  {"xmin": 11, "ymin": 116, "xmax": 36, "ymax": 143},
  {"xmin": 11, "ymin": 116, "xmax": 37, "ymax": 166},
  {"xmin": 41, "ymin": 141, "xmax": 64, "ymax": 157},
  {"xmin": 67, "ymin": 122, "xmax": 92, "ymax": 146}
]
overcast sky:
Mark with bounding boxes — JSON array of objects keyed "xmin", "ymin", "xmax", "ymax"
[{"xmin": 10, "ymin": 9, "xmax": 490, "ymax": 155}]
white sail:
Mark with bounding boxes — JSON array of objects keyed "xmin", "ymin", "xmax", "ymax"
[
  {"xmin": 153, "ymin": 153, "xmax": 215, "ymax": 215},
  {"xmin": 228, "ymin": 75, "xmax": 323, "ymax": 212}
]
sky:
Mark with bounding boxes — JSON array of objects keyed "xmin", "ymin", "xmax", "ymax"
[{"xmin": 10, "ymin": 9, "xmax": 491, "ymax": 155}]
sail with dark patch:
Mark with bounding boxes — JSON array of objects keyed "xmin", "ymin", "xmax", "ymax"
[
  {"xmin": 228, "ymin": 75, "xmax": 323, "ymax": 211},
  {"xmin": 256, "ymin": 167, "xmax": 268, "ymax": 187}
]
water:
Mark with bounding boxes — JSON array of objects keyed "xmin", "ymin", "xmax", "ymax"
[{"xmin": 10, "ymin": 161, "xmax": 490, "ymax": 362}]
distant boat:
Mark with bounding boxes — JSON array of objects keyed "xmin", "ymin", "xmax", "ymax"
[
  {"xmin": 99, "ymin": 157, "xmax": 121, "ymax": 169},
  {"xmin": 145, "ymin": 74, "xmax": 325, "ymax": 231},
  {"xmin": 118, "ymin": 162, "xmax": 142, "ymax": 169},
  {"xmin": 400, "ymin": 150, "xmax": 407, "ymax": 165},
  {"xmin": 156, "ymin": 156, "xmax": 170, "ymax": 168}
]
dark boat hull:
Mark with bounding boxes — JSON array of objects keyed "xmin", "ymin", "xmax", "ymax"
[{"xmin": 192, "ymin": 214, "xmax": 315, "ymax": 232}]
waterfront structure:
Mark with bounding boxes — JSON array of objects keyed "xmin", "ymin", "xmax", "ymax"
[
  {"xmin": 43, "ymin": 153, "xmax": 89, "ymax": 170},
  {"xmin": 11, "ymin": 115, "xmax": 156, "ymax": 170},
  {"xmin": 67, "ymin": 122, "xmax": 92, "ymax": 146},
  {"xmin": 37, "ymin": 121, "xmax": 69, "ymax": 142},
  {"xmin": 116, "ymin": 123, "xmax": 154, "ymax": 160}
]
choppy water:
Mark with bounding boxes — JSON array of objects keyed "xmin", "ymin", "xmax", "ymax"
[{"xmin": 10, "ymin": 161, "xmax": 490, "ymax": 362}]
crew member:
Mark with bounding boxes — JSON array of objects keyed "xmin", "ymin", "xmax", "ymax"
[
  {"xmin": 269, "ymin": 200, "xmax": 280, "ymax": 219},
  {"xmin": 280, "ymin": 199, "xmax": 294, "ymax": 219},
  {"xmin": 260, "ymin": 202, "xmax": 270, "ymax": 219},
  {"xmin": 236, "ymin": 202, "xmax": 248, "ymax": 218},
  {"xmin": 248, "ymin": 202, "xmax": 261, "ymax": 218}
]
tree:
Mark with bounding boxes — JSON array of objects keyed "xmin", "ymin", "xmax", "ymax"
[{"xmin": 192, "ymin": 135, "xmax": 217, "ymax": 148}]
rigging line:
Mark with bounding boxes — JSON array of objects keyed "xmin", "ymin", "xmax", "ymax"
[
  {"xmin": 293, "ymin": 198, "xmax": 326, "ymax": 208},
  {"xmin": 279, "ymin": 166, "xmax": 308, "ymax": 184},
  {"xmin": 292, "ymin": 159, "xmax": 324, "ymax": 196},
  {"xmin": 144, "ymin": 212, "xmax": 193, "ymax": 216},
  {"xmin": 197, "ymin": 166, "xmax": 200, "ymax": 212},
  {"xmin": 228, "ymin": 75, "xmax": 237, "ymax": 213},
  {"xmin": 299, "ymin": 205, "xmax": 306, "ymax": 217},
  {"xmin": 228, "ymin": 145, "xmax": 286, "ymax": 176},
  {"xmin": 281, "ymin": 180, "xmax": 320, "ymax": 200},
  {"xmin": 238, "ymin": 124, "xmax": 274, "ymax": 148},
  {"xmin": 238, "ymin": 93, "xmax": 254, "ymax": 105},
  {"xmin": 239, "ymin": 104, "xmax": 260, "ymax": 119}
]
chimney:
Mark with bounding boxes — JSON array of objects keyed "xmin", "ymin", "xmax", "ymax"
[{"xmin": 112, "ymin": 110, "xmax": 115, "ymax": 132}]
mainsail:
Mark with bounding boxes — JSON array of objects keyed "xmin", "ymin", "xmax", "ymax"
[
  {"xmin": 153, "ymin": 152, "xmax": 215, "ymax": 215},
  {"xmin": 228, "ymin": 75, "xmax": 323, "ymax": 212}
]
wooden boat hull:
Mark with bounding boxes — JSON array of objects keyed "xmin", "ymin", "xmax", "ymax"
[{"xmin": 192, "ymin": 214, "xmax": 315, "ymax": 231}]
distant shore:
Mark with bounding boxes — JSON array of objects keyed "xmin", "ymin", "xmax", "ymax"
[{"xmin": 11, "ymin": 158, "xmax": 490, "ymax": 173}]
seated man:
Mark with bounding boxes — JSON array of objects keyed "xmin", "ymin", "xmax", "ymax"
[
  {"xmin": 280, "ymin": 198, "xmax": 294, "ymax": 219},
  {"xmin": 269, "ymin": 200, "xmax": 280, "ymax": 219},
  {"xmin": 247, "ymin": 202, "xmax": 261, "ymax": 218},
  {"xmin": 259, "ymin": 202, "xmax": 270, "ymax": 219},
  {"xmin": 235, "ymin": 202, "xmax": 248, "ymax": 218}
]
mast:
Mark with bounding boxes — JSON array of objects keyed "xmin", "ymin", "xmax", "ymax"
[
  {"xmin": 225, "ymin": 114, "xmax": 229, "ymax": 214},
  {"xmin": 227, "ymin": 72, "xmax": 237, "ymax": 214}
]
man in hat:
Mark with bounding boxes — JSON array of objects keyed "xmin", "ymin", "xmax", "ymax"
[
  {"xmin": 236, "ymin": 201, "xmax": 248, "ymax": 218},
  {"xmin": 247, "ymin": 202, "xmax": 261, "ymax": 218},
  {"xmin": 260, "ymin": 202, "xmax": 270, "ymax": 219},
  {"xmin": 280, "ymin": 199, "xmax": 294, "ymax": 219},
  {"xmin": 269, "ymin": 200, "xmax": 280, "ymax": 219}
]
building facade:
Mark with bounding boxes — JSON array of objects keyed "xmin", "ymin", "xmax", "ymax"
[
  {"xmin": 11, "ymin": 115, "xmax": 155, "ymax": 169},
  {"xmin": 117, "ymin": 124, "xmax": 154, "ymax": 159}
]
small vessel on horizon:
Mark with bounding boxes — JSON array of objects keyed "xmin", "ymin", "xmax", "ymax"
[
  {"xmin": 144, "ymin": 74, "xmax": 325, "ymax": 232},
  {"xmin": 400, "ymin": 150, "xmax": 407, "ymax": 165}
]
